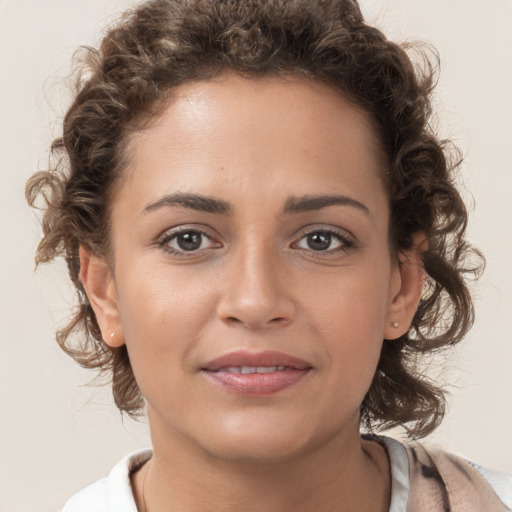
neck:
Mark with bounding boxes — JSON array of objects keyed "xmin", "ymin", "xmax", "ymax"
[{"xmin": 133, "ymin": 414, "xmax": 390, "ymax": 512}]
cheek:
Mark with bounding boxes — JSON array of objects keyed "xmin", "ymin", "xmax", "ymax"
[
  {"xmin": 114, "ymin": 266, "xmax": 216, "ymax": 382},
  {"xmin": 117, "ymin": 259, "xmax": 213, "ymax": 329},
  {"xmin": 307, "ymin": 262, "xmax": 392, "ymax": 335},
  {"xmin": 305, "ymin": 265, "xmax": 391, "ymax": 380}
]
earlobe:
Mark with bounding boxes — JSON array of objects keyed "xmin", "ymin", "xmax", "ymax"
[
  {"xmin": 383, "ymin": 234, "xmax": 427, "ymax": 340},
  {"xmin": 79, "ymin": 247, "xmax": 125, "ymax": 348}
]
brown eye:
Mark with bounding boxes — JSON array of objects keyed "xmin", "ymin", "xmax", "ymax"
[
  {"xmin": 293, "ymin": 228, "xmax": 353, "ymax": 255},
  {"xmin": 160, "ymin": 228, "xmax": 220, "ymax": 255},
  {"xmin": 175, "ymin": 231, "xmax": 203, "ymax": 251},
  {"xmin": 306, "ymin": 232, "xmax": 332, "ymax": 251}
]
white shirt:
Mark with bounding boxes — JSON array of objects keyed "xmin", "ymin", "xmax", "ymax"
[{"xmin": 62, "ymin": 437, "xmax": 511, "ymax": 512}]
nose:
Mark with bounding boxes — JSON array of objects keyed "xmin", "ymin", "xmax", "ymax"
[{"xmin": 216, "ymin": 243, "xmax": 295, "ymax": 330}]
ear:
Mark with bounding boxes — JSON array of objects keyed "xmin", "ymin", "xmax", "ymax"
[
  {"xmin": 79, "ymin": 246, "xmax": 125, "ymax": 348},
  {"xmin": 383, "ymin": 233, "xmax": 427, "ymax": 340}
]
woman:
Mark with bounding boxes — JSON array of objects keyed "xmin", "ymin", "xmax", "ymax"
[{"xmin": 25, "ymin": 0, "xmax": 511, "ymax": 510}]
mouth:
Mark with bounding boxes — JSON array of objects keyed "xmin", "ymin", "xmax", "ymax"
[{"xmin": 201, "ymin": 350, "xmax": 313, "ymax": 396}]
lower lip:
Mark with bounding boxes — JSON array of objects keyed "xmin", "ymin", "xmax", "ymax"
[{"xmin": 203, "ymin": 369, "xmax": 310, "ymax": 395}]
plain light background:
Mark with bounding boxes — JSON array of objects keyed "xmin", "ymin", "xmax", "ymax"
[{"xmin": 0, "ymin": 1, "xmax": 511, "ymax": 511}]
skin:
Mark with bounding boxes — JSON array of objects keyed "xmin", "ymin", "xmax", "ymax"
[{"xmin": 80, "ymin": 74, "xmax": 425, "ymax": 511}]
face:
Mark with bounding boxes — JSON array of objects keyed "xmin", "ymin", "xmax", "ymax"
[{"xmin": 85, "ymin": 74, "xmax": 419, "ymax": 463}]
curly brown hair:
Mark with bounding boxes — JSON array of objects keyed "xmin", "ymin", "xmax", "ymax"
[{"xmin": 26, "ymin": 0, "xmax": 482, "ymax": 437}]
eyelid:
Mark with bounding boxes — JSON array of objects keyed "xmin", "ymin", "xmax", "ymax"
[
  {"xmin": 155, "ymin": 223, "xmax": 355, "ymax": 257},
  {"xmin": 157, "ymin": 224, "xmax": 222, "ymax": 255},
  {"xmin": 290, "ymin": 225, "xmax": 356, "ymax": 253}
]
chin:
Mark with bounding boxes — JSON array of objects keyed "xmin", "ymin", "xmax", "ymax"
[
  {"xmin": 206, "ymin": 435, "xmax": 311, "ymax": 465},
  {"xmin": 197, "ymin": 415, "xmax": 322, "ymax": 464}
]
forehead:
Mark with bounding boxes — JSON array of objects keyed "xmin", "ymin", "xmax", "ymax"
[{"xmin": 120, "ymin": 73, "xmax": 387, "ymax": 214}]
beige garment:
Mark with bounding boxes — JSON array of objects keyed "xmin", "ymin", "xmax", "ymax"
[{"xmin": 405, "ymin": 441, "xmax": 511, "ymax": 511}]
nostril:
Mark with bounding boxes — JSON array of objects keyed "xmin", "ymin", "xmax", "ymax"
[{"xmin": 223, "ymin": 315, "xmax": 288, "ymax": 329}]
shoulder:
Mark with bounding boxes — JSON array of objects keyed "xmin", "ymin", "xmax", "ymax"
[
  {"xmin": 61, "ymin": 449, "xmax": 152, "ymax": 512},
  {"xmin": 402, "ymin": 439, "xmax": 512, "ymax": 512}
]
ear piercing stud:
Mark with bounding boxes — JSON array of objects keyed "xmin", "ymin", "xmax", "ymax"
[{"xmin": 391, "ymin": 322, "xmax": 399, "ymax": 328}]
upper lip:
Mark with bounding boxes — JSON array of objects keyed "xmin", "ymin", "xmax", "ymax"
[{"xmin": 202, "ymin": 350, "xmax": 312, "ymax": 371}]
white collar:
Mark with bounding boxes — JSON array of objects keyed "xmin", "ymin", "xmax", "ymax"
[{"xmin": 64, "ymin": 437, "xmax": 410, "ymax": 511}]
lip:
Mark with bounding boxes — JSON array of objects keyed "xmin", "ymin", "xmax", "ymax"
[
  {"xmin": 203, "ymin": 350, "xmax": 312, "ymax": 371},
  {"xmin": 201, "ymin": 350, "xmax": 313, "ymax": 396}
]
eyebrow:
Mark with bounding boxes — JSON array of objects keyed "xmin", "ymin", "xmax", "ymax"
[
  {"xmin": 143, "ymin": 192, "xmax": 370, "ymax": 217},
  {"xmin": 143, "ymin": 193, "xmax": 232, "ymax": 214},
  {"xmin": 283, "ymin": 194, "xmax": 370, "ymax": 216}
]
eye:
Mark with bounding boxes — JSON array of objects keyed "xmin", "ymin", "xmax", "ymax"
[
  {"xmin": 159, "ymin": 228, "xmax": 220, "ymax": 255},
  {"xmin": 174, "ymin": 231, "xmax": 205, "ymax": 251},
  {"xmin": 293, "ymin": 229, "xmax": 352, "ymax": 253}
]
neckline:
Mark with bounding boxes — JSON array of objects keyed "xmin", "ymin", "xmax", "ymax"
[
  {"xmin": 122, "ymin": 436, "xmax": 410, "ymax": 512},
  {"xmin": 371, "ymin": 435, "xmax": 411, "ymax": 512}
]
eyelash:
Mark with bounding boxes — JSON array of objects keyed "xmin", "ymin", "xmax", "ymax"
[
  {"xmin": 158, "ymin": 227, "xmax": 219, "ymax": 257},
  {"xmin": 292, "ymin": 228, "xmax": 355, "ymax": 256},
  {"xmin": 157, "ymin": 227, "xmax": 355, "ymax": 257}
]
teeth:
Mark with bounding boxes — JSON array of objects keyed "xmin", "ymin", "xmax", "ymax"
[
  {"xmin": 256, "ymin": 366, "xmax": 277, "ymax": 373},
  {"xmin": 224, "ymin": 366, "xmax": 287, "ymax": 374}
]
